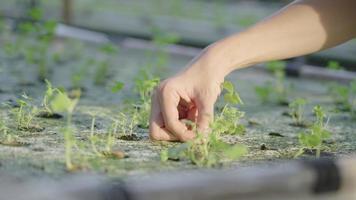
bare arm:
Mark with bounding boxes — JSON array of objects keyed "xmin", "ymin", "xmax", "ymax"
[
  {"xmin": 187, "ymin": 0, "xmax": 356, "ymax": 78},
  {"xmin": 149, "ymin": 0, "xmax": 356, "ymax": 142}
]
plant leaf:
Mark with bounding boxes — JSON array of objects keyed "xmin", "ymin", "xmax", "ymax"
[
  {"xmin": 111, "ymin": 82, "xmax": 125, "ymax": 93},
  {"xmin": 222, "ymin": 81, "xmax": 234, "ymax": 93}
]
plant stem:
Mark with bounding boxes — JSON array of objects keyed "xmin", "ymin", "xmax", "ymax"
[
  {"xmin": 90, "ymin": 116, "xmax": 101, "ymax": 156},
  {"xmin": 65, "ymin": 112, "xmax": 73, "ymax": 170},
  {"xmin": 316, "ymin": 147, "xmax": 321, "ymax": 158}
]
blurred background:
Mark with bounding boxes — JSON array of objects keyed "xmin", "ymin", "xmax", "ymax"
[{"xmin": 0, "ymin": 0, "xmax": 355, "ymax": 71}]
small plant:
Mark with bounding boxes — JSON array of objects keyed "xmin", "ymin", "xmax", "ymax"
[
  {"xmin": 160, "ymin": 81, "xmax": 247, "ymax": 167},
  {"xmin": 50, "ymin": 90, "xmax": 79, "ymax": 171},
  {"xmin": 133, "ymin": 69, "xmax": 160, "ymax": 128},
  {"xmin": 214, "ymin": 81, "xmax": 245, "ymax": 135},
  {"xmin": 11, "ymin": 94, "xmax": 40, "ymax": 130},
  {"xmin": 267, "ymin": 60, "xmax": 288, "ymax": 104},
  {"xmin": 255, "ymin": 61, "xmax": 288, "ymax": 104},
  {"xmin": 147, "ymin": 27, "xmax": 180, "ymax": 76},
  {"xmin": 289, "ymin": 98, "xmax": 308, "ymax": 126},
  {"xmin": 350, "ymin": 81, "xmax": 356, "ymax": 118},
  {"xmin": 94, "ymin": 44, "xmax": 119, "ymax": 85},
  {"xmin": 295, "ymin": 105, "xmax": 332, "ymax": 158},
  {"xmin": 19, "ymin": 7, "xmax": 57, "ymax": 81},
  {"xmin": 328, "ymin": 81, "xmax": 356, "ymax": 115},
  {"xmin": 111, "ymin": 81, "xmax": 125, "ymax": 93},
  {"xmin": 255, "ymin": 83, "xmax": 272, "ymax": 103},
  {"xmin": 327, "ymin": 61, "xmax": 344, "ymax": 71}
]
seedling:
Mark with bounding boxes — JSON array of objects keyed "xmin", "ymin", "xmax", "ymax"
[
  {"xmin": 161, "ymin": 121, "xmax": 247, "ymax": 167},
  {"xmin": 94, "ymin": 44, "xmax": 119, "ymax": 85},
  {"xmin": 50, "ymin": 90, "xmax": 79, "ymax": 171},
  {"xmin": 328, "ymin": 83, "xmax": 350, "ymax": 109},
  {"xmin": 295, "ymin": 105, "xmax": 332, "ymax": 158},
  {"xmin": 134, "ymin": 69, "xmax": 160, "ymax": 128},
  {"xmin": 350, "ymin": 80, "xmax": 356, "ymax": 119},
  {"xmin": 267, "ymin": 60, "xmax": 288, "ymax": 104},
  {"xmin": 289, "ymin": 98, "xmax": 308, "ymax": 127},
  {"xmin": 327, "ymin": 61, "xmax": 344, "ymax": 71},
  {"xmin": 147, "ymin": 27, "xmax": 180, "ymax": 76},
  {"xmin": 214, "ymin": 81, "xmax": 245, "ymax": 135},
  {"xmin": 111, "ymin": 81, "xmax": 124, "ymax": 93},
  {"xmin": 328, "ymin": 80, "xmax": 356, "ymax": 115},
  {"xmin": 18, "ymin": 7, "xmax": 57, "ymax": 81},
  {"xmin": 255, "ymin": 61, "xmax": 289, "ymax": 104},
  {"xmin": 255, "ymin": 83, "xmax": 272, "ymax": 103},
  {"xmin": 11, "ymin": 94, "xmax": 40, "ymax": 130}
]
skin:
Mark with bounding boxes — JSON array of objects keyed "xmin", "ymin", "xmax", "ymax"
[{"xmin": 149, "ymin": 0, "xmax": 356, "ymax": 142}]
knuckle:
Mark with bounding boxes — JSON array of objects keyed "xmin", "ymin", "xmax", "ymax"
[{"xmin": 149, "ymin": 131, "xmax": 161, "ymax": 141}]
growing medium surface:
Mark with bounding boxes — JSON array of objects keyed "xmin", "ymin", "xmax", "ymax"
[{"xmin": 0, "ymin": 36, "xmax": 355, "ymax": 179}]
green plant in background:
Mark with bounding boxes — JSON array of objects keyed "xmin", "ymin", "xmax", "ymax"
[
  {"xmin": 267, "ymin": 60, "xmax": 288, "ymax": 104},
  {"xmin": 295, "ymin": 105, "xmax": 332, "ymax": 158},
  {"xmin": 327, "ymin": 60, "xmax": 344, "ymax": 71},
  {"xmin": 149, "ymin": 27, "xmax": 180, "ymax": 76},
  {"xmin": 349, "ymin": 80, "xmax": 356, "ymax": 119},
  {"xmin": 255, "ymin": 82, "xmax": 272, "ymax": 103},
  {"xmin": 134, "ymin": 69, "xmax": 160, "ymax": 128},
  {"xmin": 19, "ymin": 7, "xmax": 57, "ymax": 82},
  {"xmin": 237, "ymin": 15, "xmax": 258, "ymax": 28},
  {"xmin": 289, "ymin": 98, "xmax": 308, "ymax": 126},
  {"xmin": 50, "ymin": 91, "xmax": 79, "ymax": 171},
  {"xmin": 328, "ymin": 81, "xmax": 356, "ymax": 114},
  {"xmin": 111, "ymin": 81, "xmax": 125, "ymax": 93},
  {"xmin": 161, "ymin": 81, "xmax": 247, "ymax": 167},
  {"xmin": 94, "ymin": 43, "xmax": 119, "ymax": 86},
  {"xmin": 71, "ymin": 58, "xmax": 95, "ymax": 90},
  {"xmin": 255, "ymin": 61, "xmax": 288, "ymax": 104}
]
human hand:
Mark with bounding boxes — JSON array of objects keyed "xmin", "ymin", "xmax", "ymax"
[{"xmin": 149, "ymin": 65, "xmax": 224, "ymax": 142}]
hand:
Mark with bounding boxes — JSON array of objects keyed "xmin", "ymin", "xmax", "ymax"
[{"xmin": 149, "ymin": 65, "xmax": 223, "ymax": 142}]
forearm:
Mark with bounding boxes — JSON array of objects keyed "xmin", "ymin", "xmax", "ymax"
[{"xmin": 185, "ymin": 0, "xmax": 356, "ymax": 78}]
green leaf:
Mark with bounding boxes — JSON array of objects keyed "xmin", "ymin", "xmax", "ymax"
[
  {"xmin": 50, "ymin": 92, "xmax": 73, "ymax": 113},
  {"xmin": 111, "ymin": 82, "xmax": 125, "ymax": 93},
  {"xmin": 308, "ymin": 134, "xmax": 321, "ymax": 147},
  {"xmin": 224, "ymin": 92, "xmax": 243, "ymax": 105},
  {"xmin": 222, "ymin": 81, "xmax": 234, "ymax": 93}
]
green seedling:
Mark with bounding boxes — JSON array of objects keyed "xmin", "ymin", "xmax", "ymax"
[
  {"xmin": 50, "ymin": 90, "xmax": 79, "ymax": 171},
  {"xmin": 214, "ymin": 81, "xmax": 245, "ymax": 135},
  {"xmin": 255, "ymin": 83, "xmax": 273, "ymax": 103},
  {"xmin": 11, "ymin": 94, "xmax": 40, "ymax": 130},
  {"xmin": 94, "ymin": 44, "xmax": 119, "ymax": 86},
  {"xmin": 295, "ymin": 105, "xmax": 332, "ymax": 158},
  {"xmin": 328, "ymin": 83, "xmax": 349, "ymax": 107},
  {"xmin": 18, "ymin": 7, "xmax": 57, "ymax": 81},
  {"xmin": 161, "ymin": 121, "xmax": 247, "ymax": 167},
  {"xmin": 327, "ymin": 61, "xmax": 344, "ymax": 71},
  {"xmin": 350, "ymin": 80, "xmax": 356, "ymax": 118},
  {"xmin": 111, "ymin": 81, "xmax": 124, "ymax": 93},
  {"xmin": 255, "ymin": 61, "xmax": 288, "ymax": 104},
  {"xmin": 133, "ymin": 69, "xmax": 160, "ymax": 128},
  {"xmin": 267, "ymin": 60, "xmax": 288, "ymax": 104},
  {"xmin": 88, "ymin": 114, "xmax": 101, "ymax": 156},
  {"xmin": 289, "ymin": 98, "xmax": 308, "ymax": 126},
  {"xmin": 147, "ymin": 27, "xmax": 180, "ymax": 76},
  {"xmin": 87, "ymin": 114, "xmax": 124, "ymax": 159},
  {"xmin": 41, "ymin": 79, "xmax": 64, "ymax": 115}
]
